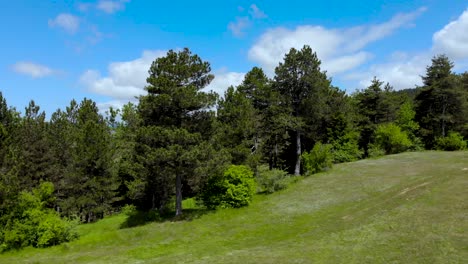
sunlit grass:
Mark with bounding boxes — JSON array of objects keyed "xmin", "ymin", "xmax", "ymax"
[{"xmin": 1, "ymin": 151, "xmax": 467, "ymax": 263}]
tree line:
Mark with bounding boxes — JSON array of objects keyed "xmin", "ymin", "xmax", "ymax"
[{"xmin": 1, "ymin": 46, "xmax": 467, "ymax": 250}]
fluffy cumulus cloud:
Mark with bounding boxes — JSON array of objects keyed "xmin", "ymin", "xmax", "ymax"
[
  {"xmin": 80, "ymin": 50, "xmax": 167, "ymax": 100},
  {"xmin": 432, "ymin": 9, "xmax": 468, "ymax": 60},
  {"xmin": 248, "ymin": 7, "xmax": 426, "ymax": 76},
  {"xmin": 12, "ymin": 62, "xmax": 56, "ymax": 78},
  {"xmin": 205, "ymin": 71, "xmax": 245, "ymax": 96},
  {"xmin": 82, "ymin": 50, "xmax": 245, "ymax": 113},
  {"xmin": 48, "ymin": 13, "xmax": 80, "ymax": 34}
]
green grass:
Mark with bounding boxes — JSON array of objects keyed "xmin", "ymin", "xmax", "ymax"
[{"xmin": 1, "ymin": 151, "xmax": 467, "ymax": 263}]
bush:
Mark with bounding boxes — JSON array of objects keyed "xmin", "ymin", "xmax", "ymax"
[
  {"xmin": 331, "ymin": 131, "xmax": 363, "ymax": 163},
  {"xmin": 374, "ymin": 123, "xmax": 412, "ymax": 154},
  {"xmin": 435, "ymin": 132, "xmax": 467, "ymax": 151},
  {"xmin": 302, "ymin": 142, "xmax": 333, "ymax": 176},
  {"xmin": 367, "ymin": 143, "xmax": 386, "ymax": 158},
  {"xmin": 256, "ymin": 165, "xmax": 291, "ymax": 194},
  {"xmin": 0, "ymin": 182, "xmax": 78, "ymax": 251},
  {"xmin": 200, "ymin": 165, "xmax": 256, "ymax": 209}
]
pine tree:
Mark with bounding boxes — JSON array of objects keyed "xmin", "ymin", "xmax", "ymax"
[
  {"xmin": 415, "ymin": 55, "xmax": 466, "ymax": 147},
  {"xmin": 273, "ymin": 45, "xmax": 332, "ymax": 175},
  {"xmin": 137, "ymin": 48, "xmax": 217, "ymax": 216}
]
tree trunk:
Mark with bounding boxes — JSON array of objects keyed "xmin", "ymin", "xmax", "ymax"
[
  {"xmin": 294, "ymin": 131, "xmax": 301, "ymax": 176},
  {"xmin": 274, "ymin": 141, "xmax": 278, "ymax": 169},
  {"xmin": 441, "ymin": 100, "xmax": 447, "ymax": 137},
  {"xmin": 175, "ymin": 174, "xmax": 183, "ymax": 216}
]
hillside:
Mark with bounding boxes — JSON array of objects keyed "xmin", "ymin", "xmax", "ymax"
[{"xmin": 1, "ymin": 151, "xmax": 467, "ymax": 263}]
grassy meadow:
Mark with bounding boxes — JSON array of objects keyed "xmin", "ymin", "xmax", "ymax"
[{"xmin": 1, "ymin": 151, "xmax": 467, "ymax": 263}]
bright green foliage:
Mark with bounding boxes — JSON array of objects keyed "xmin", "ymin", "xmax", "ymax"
[
  {"xmin": 326, "ymin": 113, "xmax": 363, "ymax": 163},
  {"xmin": 0, "ymin": 182, "xmax": 78, "ymax": 251},
  {"xmin": 373, "ymin": 123, "xmax": 412, "ymax": 154},
  {"xmin": 396, "ymin": 101, "xmax": 424, "ymax": 150},
  {"xmin": 331, "ymin": 131, "xmax": 363, "ymax": 163},
  {"xmin": 255, "ymin": 165, "xmax": 292, "ymax": 194},
  {"xmin": 200, "ymin": 165, "xmax": 256, "ymax": 209},
  {"xmin": 435, "ymin": 132, "xmax": 467, "ymax": 151},
  {"xmin": 302, "ymin": 142, "xmax": 333, "ymax": 175}
]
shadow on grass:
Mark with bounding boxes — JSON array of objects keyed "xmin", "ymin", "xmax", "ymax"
[{"xmin": 119, "ymin": 208, "xmax": 212, "ymax": 229}]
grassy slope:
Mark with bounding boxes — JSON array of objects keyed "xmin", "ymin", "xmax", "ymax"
[{"xmin": 1, "ymin": 151, "xmax": 467, "ymax": 263}]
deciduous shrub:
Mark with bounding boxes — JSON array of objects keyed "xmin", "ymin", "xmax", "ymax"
[
  {"xmin": 374, "ymin": 123, "xmax": 412, "ymax": 154},
  {"xmin": 302, "ymin": 142, "xmax": 333, "ymax": 175},
  {"xmin": 0, "ymin": 182, "xmax": 78, "ymax": 251},
  {"xmin": 435, "ymin": 132, "xmax": 467, "ymax": 151},
  {"xmin": 256, "ymin": 165, "xmax": 291, "ymax": 194},
  {"xmin": 331, "ymin": 131, "xmax": 363, "ymax": 163},
  {"xmin": 199, "ymin": 165, "xmax": 256, "ymax": 209}
]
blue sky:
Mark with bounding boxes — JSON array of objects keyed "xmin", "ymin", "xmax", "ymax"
[{"xmin": 1, "ymin": 0, "xmax": 467, "ymax": 116}]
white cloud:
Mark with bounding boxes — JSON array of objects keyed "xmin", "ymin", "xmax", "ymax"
[
  {"xmin": 345, "ymin": 52, "xmax": 429, "ymax": 90},
  {"xmin": 97, "ymin": 0, "xmax": 130, "ymax": 14},
  {"xmin": 205, "ymin": 71, "xmax": 245, "ymax": 96},
  {"xmin": 249, "ymin": 4, "xmax": 267, "ymax": 19},
  {"xmin": 80, "ymin": 50, "xmax": 167, "ymax": 100},
  {"xmin": 96, "ymin": 100, "xmax": 127, "ymax": 115},
  {"xmin": 228, "ymin": 17, "xmax": 250, "ymax": 37},
  {"xmin": 323, "ymin": 52, "xmax": 373, "ymax": 75},
  {"xmin": 344, "ymin": 8, "xmax": 468, "ymax": 91},
  {"xmin": 248, "ymin": 7, "xmax": 426, "ymax": 76},
  {"xmin": 433, "ymin": 9, "xmax": 468, "ymax": 60},
  {"xmin": 48, "ymin": 13, "xmax": 80, "ymax": 34},
  {"xmin": 228, "ymin": 4, "xmax": 268, "ymax": 37},
  {"xmin": 12, "ymin": 62, "xmax": 56, "ymax": 78},
  {"xmin": 77, "ymin": 3, "xmax": 93, "ymax": 12}
]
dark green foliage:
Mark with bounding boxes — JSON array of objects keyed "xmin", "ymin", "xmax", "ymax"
[
  {"xmin": 435, "ymin": 132, "xmax": 467, "ymax": 151},
  {"xmin": 0, "ymin": 182, "xmax": 78, "ymax": 251},
  {"xmin": 136, "ymin": 48, "xmax": 217, "ymax": 216},
  {"xmin": 199, "ymin": 165, "xmax": 256, "ymax": 209},
  {"xmin": 373, "ymin": 123, "xmax": 412, "ymax": 155},
  {"xmin": 273, "ymin": 45, "xmax": 333, "ymax": 175},
  {"xmin": 216, "ymin": 86, "xmax": 257, "ymax": 165},
  {"xmin": 59, "ymin": 99, "xmax": 117, "ymax": 223},
  {"xmin": 255, "ymin": 165, "xmax": 291, "ymax": 194},
  {"xmin": 353, "ymin": 78, "xmax": 407, "ymax": 155},
  {"xmin": 302, "ymin": 142, "xmax": 333, "ymax": 175},
  {"xmin": 415, "ymin": 55, "xmax": 468, "ymax": 148}
]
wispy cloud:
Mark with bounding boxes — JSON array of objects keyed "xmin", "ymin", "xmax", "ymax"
[
  {"xmin": 12, "ymin": 62, "xmax": 58, "ymax": 78},
  {"xmin": 48, "ymin": 13, "xmax": 80, "ymax": 34},
  {"xmin": 248, "ymin": 7, "xmax": 427, "ymax": 77},
  {"xmin": 96, "ymin": 0, "xmax": 130, "ymax": 14},
  {"xmin": 249, "ymin": 4, "xmax": 267, "ymax": 19},
  {"xmin": 228, "ymin": 17, "xmax": 251, "ymax": 37},
  {"xmin": 345, "ymin": 8, "xmax": 468, "ymax": 90},
  {"xmin": 228, "ymin": 4, "xmax": 268, "ymax": 37}
]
